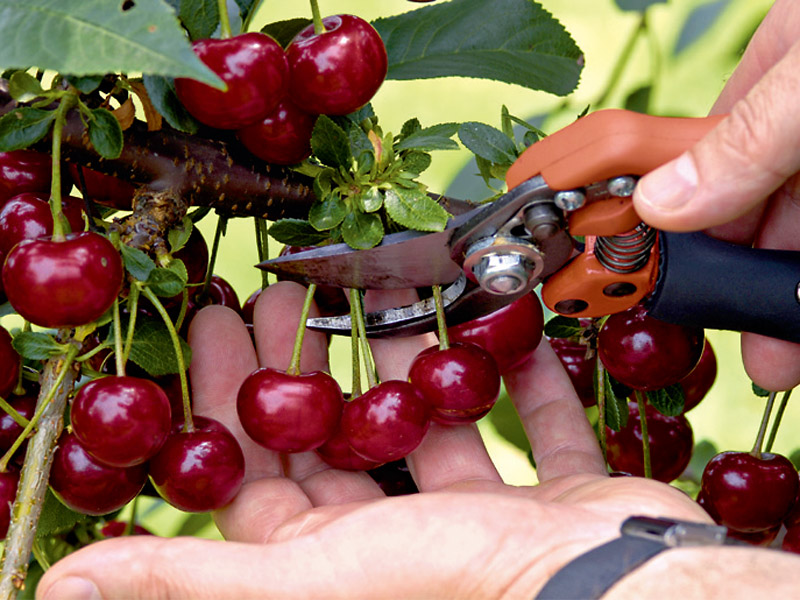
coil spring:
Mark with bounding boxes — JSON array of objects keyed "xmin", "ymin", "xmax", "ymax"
[{"xmin": 595, "ymin": 223, "xmax": 656, "ymax": 274}]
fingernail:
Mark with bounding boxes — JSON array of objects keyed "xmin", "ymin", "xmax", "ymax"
[
  {"xmin": 41, "ymin": 576, "xmax": 102, "ymax": 600},
  {"xmin": 637, "ymin": 152, "xmax": 698, "ymax": 210}
]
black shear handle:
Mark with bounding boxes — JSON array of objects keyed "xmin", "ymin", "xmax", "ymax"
[{"xmin": 646, "ymin": 232, "xmax": 800, "ymax": 343}]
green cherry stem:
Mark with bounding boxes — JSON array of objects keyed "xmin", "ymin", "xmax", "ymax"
[
  {"xmin": 595, "ymin": 359, "xmax": 607, "ymax": 461},
  {"xmin": 48, "ymin": 94, "xmax": 76, "ymax": 242},
  {"xmin": 349, "ymin": 289, "xmax": 362, "ymax": 398},
  {"xmin": 217, "ymin": 0, "xmax": 233, "ymax": 38},
  {"xmin": 201, "ymin": 216, "xmax": 227, "ymax": 299},
  {"xmin": 141, "ymin": 286, "xmax": 193, "ymax": 432},
  {"xmin": 123, "ymin": 494, "xmax": 141, "ymax": 536},
  {"xmin": 353, "ymin": 291, "xmax": 377, "ymax": 389},
  {"xmin": 751, "ymin": 390, "xmax": 777, "ymax": 457},
  {"xmin": 287, "ymin": 284, "xmax": 317, "ymax": 376},
  {"xmin": 121, "ymin": 283, "xmax": 141, "ymax": 367},
  {"xmin": 765, "ymin": 389, "xmax": 793, "ymax": 453},
  {"xmin": 112, "ymin": 298, "xmax": 125, "ymax": 376},
  {"xmin": 255, "ymin": 218, "xmax": 269, "ymax": 289},
  {"xmin": 634, "ymin": 389, "xmax": 652, "ymax": 479},
  {"xmin": 432, "ymin": 285, "xmax": 449, "ymax": 351},
  {"xmin": 0, "ymin": 397, "xmax": 28, "ymax": 430},
  {"xmin": 309, "ymin": 0, "xmax": 326, "ymax": 34}
]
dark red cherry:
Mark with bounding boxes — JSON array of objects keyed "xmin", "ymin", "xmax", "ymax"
[
  {"xmin": 0, "ymin": 326, "xmax": 20, "ymax": 400},
  {"xmin": 0, "ymin": 150, "xmax": 53, "ymax": 205},
  {"xmin": 342, "ymin": 380, "xmax": 430, "ymax": 463},
  {"xmin": 726, "ymin": 524, "xmax": 780, "ymax": 547},
  {"xmin": 598, "ymin": 304, "xmax": 704, "ymax": 391},
  {"xmin": 241, "ymin": 288, "xmax": 261, "ymax": 325},
  {"xmin": 238, "ymin": 99, "xmax": 316, "ymax": 165},
  {"xmin": 0, "ymin": 468, "xmax": 19, "ymax": 537},
  {"xmin": 549, "ymin": 337, "xmax": 597, "ymax": 408},
  {"xmin": 173, "ymin": 227, "xmax": 209, "ymax": 288},
  {"xmin": 99, "ymin": 520, "xmax": 153, "ymax": 538},
  {"xmin": 316, "ymin": 422, "xmax": 382, "ymax": 471},
  {"xmin": 49, "ymin": 431, "xmax": 147, "ymax": 516},
  {"xmin": 0, "ymin": 192, "xmax": 86, "ymax": 254},
  {"xmin": 237, "ymin": 368, "xmax": 343, "ymax": 453},
  {"xmin": 69, "ymin": 164, "xmax": 135, "ymax": 210},
  {"xmin": 182, "ymin": 274, "xmax": 241, "ymax": 331},
  {"xmin": 175, "ymin": 33, "xmax": 289, "ymax": 130},
  {"xmin": 368, "ymin": 459, "xmax": 418, "ymax": 496},
  {"xmin": 148, "ymin": 415, "xmax": 245, "ymax": 512},
  {"xmin": 448, "ymin": 292, "xmax": 544, "ymax": 374},
  {"xmin": 605, "ymin": 401, "xmax": 694, "ymax": 483},
  {"xmin": 2, "ymin": 231, "xmax": 123, "ymax": 328},
  {"xmin": 700, "ymin": 451, "xmax": 799, "ymax": 532},
  {"xmin": 679, "ymin": 339, "xmax": 717, "ymax": 412},
  {"xmin": 286, "ymin": 15, "xmax": 388, "ymax": 116},
  {"xmin": 0, "ymin": 393, "xmax": 35, "ymax": 452},
  {"xmin": 0, "ymin": 248, "xmax": 5, "ymax": 302},
  {"xmin": 71, "ymin": 376, "xmax": 172, "ymax": 468},
  {"xmin": 408, "ymin": 342, "xmax": 500, "ymax": 424}
]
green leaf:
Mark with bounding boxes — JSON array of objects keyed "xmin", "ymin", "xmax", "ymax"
[
  {"xmin": 64, "ymin": 73, "xmax": 104, "ymax": 94},
  {"xmin": 0, "ymin": 0, "xmax": 223, "ymax": 87},
  {"xmin": 147, "ymin": 260, "xmax": 188, "ymax": 297},
  {"xmin": 402, "ymin": 151, "xmax": 432, "ymax": 176},
  {"xmin": 125, "ymin": 315, "xmax": 192, "ymax": 376},
  {"xmin": 261, "ymin": 18, "xmax": 312, "ymax": 48},
  {"xmin": 341, "ymin": 211, "xmax": 384, "ymax": 250},
  {"xmin": 543, "ymin": 315, "xmax": 582, "ymax": 339},
  {"xmin": 8, "ymin": 71, "xmax": 44, "ymax": 102},
  {"xmin": 646, "ymin": 384, "xmax": 685, "ymax": 417},
  {"xmin": 384, "ymin": 187, "xmax": 449, "ymax": 232},
  {"xmin": 0, "ymin": 301, "xmax": 15, "ymax": 318},
  {"xmin": 372, "ymin": 0, "xmax": 583, "ymax": 96},
  {"xmin": 234, "ymin": 0, "xmax": 258, "ymax": 24},
  {"xmin": 394, "ymin": 123, "xmax": 459, "ymax": 152},
  {"xmin": 11, "ymin": 331, "xmax": 69, "ymax": 360},
  {"xmin": 674, "ymin": 0, "xmax": 731, "ymax": 55},
  {"xmin": 360, "ymin": 187, "xmax": 384, "ymax": 213},
  {"xmin": 400, "ymin": 118, "xmax": 422, "ymax": 139},
  {"xmin": 309, "ymin": 196, "xmax": 347, "ymax": 231},
  {"xmin": 311, "ymin": 115, "xmax": 352, "ymax": 170},
  {"xmin": 458, "ymin": 122, "xmax": 518, "ymax": 164},
  {"xmin": 615, "ymin": 0, "xmax": 667, "ymax": 11},
  {"xmin": 177, "ymin": 0, "xmax": 218, "ymax": 41},
  {"xmin": 752, "ymin": 382, "xmax": 771, "ymax": 397},
  {"xmin": 119, "ymin": 244, "xmax": 156, "ymax": 282},
  {"xmin": 602, "ymin": 369, "xmax": 629, "ymax": 431},
  {"xmin": 268, "ymin": 219, "xmax": 330, "ymax": 246},
  {"xmin": 142, "ymin": 75, "xmax": 200, "ymax": 134},
  {"xmin": 685, "ymin": 439, "xmax": 718, "ymax": 484},
  {"xmin": 37, "ymin": 489, "xmax": 91, "ymax": 538},
  {"xmin": 624, "ymin": 85, "xmax": 651, "ymax": 114},
  {"xmin": 87, "ymin": 108, "xmax": 123, "ymax": 159},
  {"xmin": 0, "ymin": 107, "xmax": 56, "ymax": 151},
  {"xmin": 168, "ymin": 218, "xmax": 193, "ymax": 253}
]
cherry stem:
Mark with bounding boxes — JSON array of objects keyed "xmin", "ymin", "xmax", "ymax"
[
  {"xmin": 751, "ymin": 390, "xmax": 777, "ymax": 457},
  {"xmin": 634, "ymin": 390, "xmax": 652, "ymax": 479},
  {"xmin": 765, "ymin": 389, "xmax": 793, "ymax": 453},
  {"xmin": 353, "ymin": 291, "xmax": 377, "ymax": 389},
  {"xmin": 217, "ymin": 0, "xmax": 233, "ymax": 38},
  {"xmin": 241, "ymin": 0, "xmax": 263, "ymax": 32},
  {"xmin": 123, "ymin": 494, "xmax": 140, "ymax": 536},
  {"xmin": 309, "ymin": 0, "xmax": 326, "ymax": 34},
  {"xmin": 201, "ymin": 216, "xmax": 227, "ymax": 300},
  {"xmin": 432, "ymin": 285, "xmax": 449, "ymax": 350},
  {"xmin": 48, "ymin": 95, "xmax": 75, "ymax": 242},
  {"xmin": 0, "ymin": 397, "xmax": 28, "ymax": 430},
  {"xmin": 255, "ymin": 218, "xmax": 269, "ymax": 289},
  {"xmin": 31, "ymin": 539, "xmax": 50, "ymax": 571},
  {"xmin": 287, "ymin": 284, "xmax": 317, "ymax": 376},
  {"xmin": 112, "ymin": 298, "xmax": 125, "ymax": 376},
  {"xmin": 173, "ymin": 289, "xmax": 190, "ymax": 333},
  {"xmin": 349, "ymin": 289, "xmax": 362, "ymax": 398},
  {"xmin": 595, "ymin": 359, "xmax": 607, "ymax": 462},
  {"xmin": 122, "ymin": 283, "xmax": 140, "ymax": 367},
  {"xmin": 141, "ymin": 286, "xmax": 193, "ymax": 432}
]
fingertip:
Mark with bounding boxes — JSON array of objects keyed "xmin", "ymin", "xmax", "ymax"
[
  {"xmin": 38, "ymin": 576, "xmax": 101, "ymax": 600},
  {"xmin": 633, "ymin": 153, "xmax": 700, "ymax": 230}
]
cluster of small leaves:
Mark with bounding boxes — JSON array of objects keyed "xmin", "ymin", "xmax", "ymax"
[{"xmin": 270, "ymin": 106, "xmax": 458, "ymax": 250}]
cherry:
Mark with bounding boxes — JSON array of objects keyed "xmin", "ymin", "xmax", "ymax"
[
  {"xmin": 0, "ymin": 150, "xmax": 53, "ymax": 206},
  {"xmin": 368, "ymin": 459, "xmax": 418, "ymax": 496},
  {"xmin": 183, "ymin": 274, "xmax": 241, "ymax": 324},
  {"xmin": 70, "ymin": 376, "xmax": 172, "ymax": 468},
  {"xmin": 241, "ymin": 288, "xmax": 261, "ymax": 325},
  {"xmin": 175, "ymin": 32, "xmax": 289, "ymax": 130},
  {"xmin": 726, "ymin": 524, "xmax": 780, "ymax": 547},
  {"xmin": 0, "ymin": 192, "xmax": 86, "ymax": 254},
  {"xmin": 238, "ymin": 99, "xmax": 317, "ymax": 165},
  {"xmin": 316, "ymin": 421, "xmax": 382, "ymax": 471},
  {"xmin": 700, "ymin": 451, "xmax": 799, "ymax": 532},
  {"xmin": 679, "ymin": 339, "xmax": 717, "ymax": 412},
  {"xmin": 2, "ymin": 231, "xmax": 123, "ymax": 328},
  {"xmin": 49, "ymin": 431, "xmax": 147, "ymax": 516},
  {"xmin": 0, "ymin": 326, "xmax": 20, "ymax": 400},
  {"xmin": 549, "ymin": 337, "xmax": 597, "ymax": 408},
  {"xmin": 342, "ymin": 380, "xmax": 430, "ymax": 463},
  {"xmin": 99, "ymin": 521, "xmax": 153, "ymax": 538},
  {"xmin": 0, "ymin": 393, "xmax": 35, "ymax": 452},
  {"xmin": 0, "ymin": 469, "xmax": 19, "ymax": 538},
  {"xmin": 408, "ymin": 342, "xmax": 500, "ymax": 424},
  {"xmin": 0, "ymin": 248, "xmax": 5, "ymax": 302},
  {"xmin": 605, "ymin": 401, "xmax": 694, "ymax": 483},
  {"xmin": 68, "ymin": 164, "xmax": 135, "ymax": 211},
  {"xmin": 598, "ymin": 304, "xmax": 704, "ymax": 391},
  {"xmin": 237, "ymin": 368, "xmax": 343, "ymax": 453},
  {"xmin": 286, "ymin": 15, "xmax": 388, "ymax": 116},
  {"xmin": 148, "ymin": 415, "xmax": 245, "ymax": 512},
  {"xmin": 448, "ymin": 292, "xmax": 544, "ymax": 374}
]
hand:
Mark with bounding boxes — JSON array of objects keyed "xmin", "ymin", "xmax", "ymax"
[
  {"xmin": 632, "ymin": 0, "xmax": 800, "ymax": 391},
  {"xmin": 36, "ymin": 282, "xmax": 707, "ymax": 599}
]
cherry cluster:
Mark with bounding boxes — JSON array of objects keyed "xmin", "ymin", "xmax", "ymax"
[{"xmin": 175, "ymin": 14, "xmax": 388, "ymax": 165}]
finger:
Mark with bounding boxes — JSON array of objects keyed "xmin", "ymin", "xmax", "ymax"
[
  {"xmin": 187, "ymin": 305, "xmax": 280, "ymax": 481},
  {"xmin": 633, "ymin": 40, "xmax": 800, "ymax": 233},
  {"xmin": 503, "ymin": 341, "xmax": 607, "ymax": 482}
]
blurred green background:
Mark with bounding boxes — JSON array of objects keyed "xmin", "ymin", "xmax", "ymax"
[{"xmin": 2, "ymin": 0, "xmax": 795, "ymax": 534}]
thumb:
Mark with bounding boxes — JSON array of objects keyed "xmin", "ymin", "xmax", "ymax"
[{"xmin": 633, "ymin": 40, "xmax": 800, "ymax": 232}]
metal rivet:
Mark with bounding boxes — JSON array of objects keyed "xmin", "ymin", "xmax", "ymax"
[
  {"xmin": 553, "ymin": 190, "xmax": 586, "ymax": 211},
  {"xmin": 607, "ymin": 176, "xmax": 636, "ymax": 198}
]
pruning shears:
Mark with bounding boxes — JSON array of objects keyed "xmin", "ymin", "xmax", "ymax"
[{"xmin": 258, "ymin": 109, "xmax": 800, "ymax": 343}]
